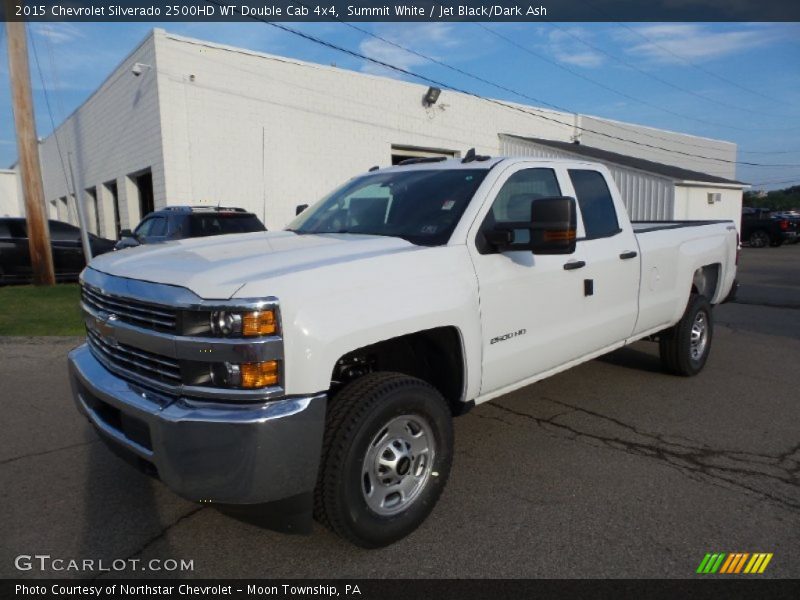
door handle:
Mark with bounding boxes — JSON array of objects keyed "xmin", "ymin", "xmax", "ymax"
[
  {"xmin": 563, "ymin": 260, "xmax": 586, "ymax": 271},
  {"xmin": 619, "ymin": 250, "xmax": 638, "ymax": 260}
]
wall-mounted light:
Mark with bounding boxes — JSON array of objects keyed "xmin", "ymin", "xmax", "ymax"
[
  {"xmin": 131, "ymin": 62, "xmax": 153, "ymax": 77},
  {"xmin": 423, "ymin": 87, "xmax": 441, "ymax": 107}
]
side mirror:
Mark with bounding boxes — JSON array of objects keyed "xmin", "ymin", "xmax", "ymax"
[
  {"xmin": 529, "ymin": 196, "xmax": 577, "ymax": 255},
  {"xmin": 295, "ymin": 204, "xmax": 309, "ymax": 216},
  {"xmin": 120, "ymin": 229, "xmax": 134, "ymax": 238},
  {"xmin": 482, "ymin": 196, "xmax": 577, "ymax": 255}
]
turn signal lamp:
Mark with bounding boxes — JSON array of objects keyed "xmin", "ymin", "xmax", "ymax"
[
  {"xmin": 242, "ymin": 310, "xmax": 277, "ymax": 336},
  {"xmin": 240, "ymin": 360, "xmax": 280, "ymax": 388}
]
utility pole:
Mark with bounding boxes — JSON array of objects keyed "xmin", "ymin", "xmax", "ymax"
[{"xmin": 5, "ymin": 12, "xmax": 55, "ymax": 285}]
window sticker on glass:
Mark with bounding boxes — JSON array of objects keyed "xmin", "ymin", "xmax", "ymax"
[
  {"xmin": 420, "ymin": 224, "xmax": 438, "ymax": 234},
  {"xmin": 441, "ymin": 200, "xmax": 455, "ymax": 211}
]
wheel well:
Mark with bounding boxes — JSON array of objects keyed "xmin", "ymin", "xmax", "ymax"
[
  {"xmin": 330, "ymin": 327, "xmax": 466, "ymax": 414},
  {"xmin": 692, "ymin": 264, "xmax": 720, "ymax": 302}
]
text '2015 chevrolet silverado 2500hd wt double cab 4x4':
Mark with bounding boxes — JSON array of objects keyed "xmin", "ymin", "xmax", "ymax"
[{"xmin": 68, "ymin": 156, "xmax": 738, "ymax": 547}]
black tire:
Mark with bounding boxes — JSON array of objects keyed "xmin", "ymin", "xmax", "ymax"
[
  {"xmin": 659, "ymin": 294, "xmax": 713, "ymax": 376},
  {"xmin": 748, "ymin": 229, "xmax": 770, "ymax": 248},
  {"xmin": 314, "ymin": 372, "xmax": 453, "ymax": 548}
]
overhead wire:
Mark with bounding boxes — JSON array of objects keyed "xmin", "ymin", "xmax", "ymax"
[
  {"xmin": 612, "ymin": 20, "xmax": 798, "ymax": 108},
  {"xmin": 475, "ymin": 22, "xmax": 789, "ymax": 132},
  {"xmin": 200, "ymin": 1, "xmax": 800, "ymax": 170},
  {"xmin": 542, "ymin": 19, "xmax": 798, "ymax": 121},
  {"xmin": 27, "ymin": 23, "xmax": 75, "ymax": 216}
]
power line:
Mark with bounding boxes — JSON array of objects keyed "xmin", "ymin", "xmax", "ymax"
[
  {"xmin": 199, "ymin": 4, "xmax": 800, "ymax": 169},
  {"xmin": 739, "ymin": 149, "xmax": 800, "ymax": 155},
  {"xmin": 294, "ymin": 11, "xmax": 796, "ymax": 153},
  {"xmin": 537, "ymin": 20, "xmax": 799, "ymax": 123},
  {"xmin": 749, "ymin": 178, "xmax": 800, "ymax": 187},
  {"xmin": 27, "ymin": 24, "xmax": 74, "ymax": 204},
  {"xmin": 475, "ymin": 23, "xmax": 788, "ymax": 133},
  {"xmin": 613, "ymin": 21, "xmax": 798, "ymax": 109}
]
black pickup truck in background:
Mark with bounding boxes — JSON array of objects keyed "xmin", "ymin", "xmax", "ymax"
[{"xmin": 741, "ymin": 208, "xmax": 798, "ymax": 248}]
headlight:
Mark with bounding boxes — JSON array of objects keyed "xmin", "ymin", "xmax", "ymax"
[
  {"xmin": 211, "ymin": 360, "xmax": 280, "ymax": 388},
  {"xmin": 210, "ymin": 309, "xmax": 276, "ymax": 337}
]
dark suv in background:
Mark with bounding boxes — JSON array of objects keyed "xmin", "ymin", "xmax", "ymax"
[
  {"xmin": 0, "ymin": 218, "xmax": 115, "ymax": 283},
  {"xmin": 115, "ymin": 206, "xmax": 266, "ymax": 250}
]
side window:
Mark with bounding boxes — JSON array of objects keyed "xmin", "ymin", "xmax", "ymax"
[
  {"xmin": 148, "ymin": 217, "xmax": 167, "ymax": 237},
  {"xmin": 568, "ymin": 170, "xmax": 620, "ymax": 239},
  {"xmin": 48, "ymin": 221, "xmax": 79, "ymax": 241},
  {"xmin": 488, "ymin": 168, "xmax": 561, "ymax": 225},
  {"xmin": 8, "ymin": 221, "xmax": 27, "ymax": 238}
]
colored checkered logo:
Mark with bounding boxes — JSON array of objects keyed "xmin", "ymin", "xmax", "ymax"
[{"xmin": 697, "ymin": 553, "xmax": 773, "ymax": 574}]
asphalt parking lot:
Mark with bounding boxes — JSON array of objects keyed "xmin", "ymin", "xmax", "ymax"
[{"xmin": 1, "ymin": 245, "xmax": 798, "ymax": 579}]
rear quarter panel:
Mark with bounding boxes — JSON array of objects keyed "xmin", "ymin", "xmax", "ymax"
[{"xmin": 633, "ymin": 223, "xmax": 737, "ymax": 337}]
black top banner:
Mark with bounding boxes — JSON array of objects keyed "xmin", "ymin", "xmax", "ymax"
[{"xmin": 1, "ymin": 0, "xmax": 799, "ymax": 22}]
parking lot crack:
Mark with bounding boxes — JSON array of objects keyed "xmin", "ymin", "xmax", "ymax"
[
  {"xmin": 0, "ymin": 439, "xmax": 100, "ymax": 467},
  {"xmin": 487, "ymin": 401, "xmax": 799, "ymax": 513},
  {"xmin": 92, "ymin": 506, "xmax": 205, "ymax": 580}
]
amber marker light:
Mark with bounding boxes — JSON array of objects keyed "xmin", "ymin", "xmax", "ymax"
[
  {"xmin": 242, "ymin": 310, "xmax": 277, "ymax": 336},
  {"xmin": 240, "ymin": 360, "xmax": 280, "ymax": 388}
]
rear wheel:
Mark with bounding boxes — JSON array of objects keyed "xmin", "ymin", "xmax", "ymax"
[
  {"xmin": 314, "ymin": 372, "xmax": 453, "ymax": 548},
  {"xmin": 659, "ymin": 294, "xmax": 713, "ymax": 377},
  {"xmin": 748, "ymin": 229, "xmax": 770, "ymax": 248}
]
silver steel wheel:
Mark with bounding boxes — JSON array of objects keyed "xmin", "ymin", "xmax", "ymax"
[
  {"xmin": 361, "ymin": 414, "xmax": 435, "ymax": 516},
  {"xmin": 690, "ymin": 311, "xmax": 709, "ymax": 361}
]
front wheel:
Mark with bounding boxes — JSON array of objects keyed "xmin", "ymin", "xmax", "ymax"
[
  {"xmin": 314, "ymin": 372, "xmax": 453, "ymax": 548},
  {"xmin": 659, "ymin": 294, "xmax": 713, "ymax": 376}
]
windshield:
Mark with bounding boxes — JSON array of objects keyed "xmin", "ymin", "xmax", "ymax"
[
  {"xmin": 286, "ymin": 169, "xmax": 489, "ymax": 246},
  {"xmin": 189, "ymin": 214, "xmax": 266, "ymax": 237}
]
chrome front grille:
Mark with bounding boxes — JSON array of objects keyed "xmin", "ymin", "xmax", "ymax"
[
  {"xmin": 87, "ymin": 328, "xmax": 182, "ymax": 385},
  {"xmin": 81, "ymin": 283, "xmax": 177, "ymax": 333}
]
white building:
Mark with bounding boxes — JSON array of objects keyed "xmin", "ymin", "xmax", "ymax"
[
  {"xmin": 31, "ymin": 28, "xmax": 743, "ymax": 239},
  {"xmin": 0, "ymin": 168, "xmax": 22, "ymax": 217}
]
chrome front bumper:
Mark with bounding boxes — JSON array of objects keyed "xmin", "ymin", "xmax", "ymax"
[{"xmin": 68, "ymin": 344, "xmax": 326, "ymax": 505}]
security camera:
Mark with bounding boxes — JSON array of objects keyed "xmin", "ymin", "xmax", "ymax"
[{"xmin": 131, "ymin": 63, "xmax": 151, "ymax": 77}]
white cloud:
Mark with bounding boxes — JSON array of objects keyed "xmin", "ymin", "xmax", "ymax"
[
  {"xmin": 33, "ymin": 24, "xmax": 84, "ymax": 44},
  {"xmin": 358, "ymin": 23, "xmax": 460, "ymax": 76},
  {"xmin": 618, "ymin": 24, "xmax": 770, "ymax": 64},
  {"xmin": 546, "ymin": 28, "xmax": 605, "ymax": 68}
]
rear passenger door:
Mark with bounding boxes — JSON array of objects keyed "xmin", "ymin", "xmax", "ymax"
[{"xmin": 566, "ymin": 169, "xmax": 640, "ymax": 351}]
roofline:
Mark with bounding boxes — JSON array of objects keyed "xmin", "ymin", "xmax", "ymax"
[
  {"xmin": 502, "ymin": 134, "xmax": 743, "ymax": 187},
  {"xmin": 675, "ymin": 180, "xmax": 749, "ymax": 190}
]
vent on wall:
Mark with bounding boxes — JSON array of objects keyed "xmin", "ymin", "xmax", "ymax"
[{"xmin": 707, "ymin": 192, "xmax": 722, "ymax": 205}]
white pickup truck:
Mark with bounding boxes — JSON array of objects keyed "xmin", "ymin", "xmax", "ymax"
[{"xmin": 68, "ymin": 156, "xmax": 738, "ymax": 547}]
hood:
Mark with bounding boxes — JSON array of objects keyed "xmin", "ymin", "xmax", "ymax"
[{"xmin": 88, "ymin": 231, "xmax": 421, "ymax": 299}]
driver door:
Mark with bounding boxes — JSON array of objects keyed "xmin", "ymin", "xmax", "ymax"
[{"xmin": 468, "ymin": 164, "xmax": 589, "ymax": 395}]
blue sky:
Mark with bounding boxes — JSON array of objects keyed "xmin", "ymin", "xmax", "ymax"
[{"xmin": 1, "ymin": 21, "xmax": 799, "ymax": 189}]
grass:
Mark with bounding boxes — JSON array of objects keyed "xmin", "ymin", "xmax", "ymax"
[{"xmin": 0, "ymin": 283, "xmax": 84, "ymax": 336}]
